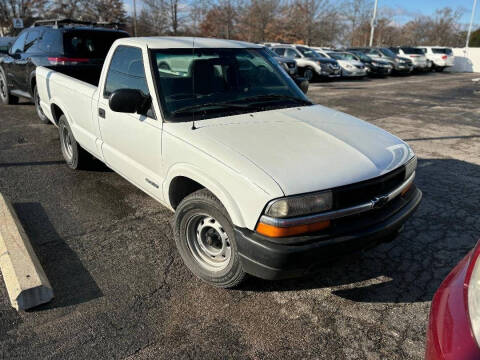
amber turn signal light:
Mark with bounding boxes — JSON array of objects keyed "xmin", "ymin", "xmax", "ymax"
[{"xmin": 256, "ymin": 220, "xmax": 331, "ymax": 238}]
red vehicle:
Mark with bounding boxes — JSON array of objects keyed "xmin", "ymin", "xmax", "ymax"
[{"xmin": 426, "ymin": 240, "xmax": 480, "ymax": 359}]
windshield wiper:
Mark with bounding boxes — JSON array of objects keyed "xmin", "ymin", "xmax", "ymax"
[
  {"xmin": 171, "ymin": 101, "xmax": 251, "ymax": 116},
  {"xmin": 239, "ymin": 94, "xmax": 313, "ymax": 106}
]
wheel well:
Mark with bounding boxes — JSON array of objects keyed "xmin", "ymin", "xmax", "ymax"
[
  {"xmin": 50, "ymin": 104, "xmax": 64, "ymax": 125},
  {"xmin": 169, "ymin": 177, "xmax": 204, "ymax": 209}
]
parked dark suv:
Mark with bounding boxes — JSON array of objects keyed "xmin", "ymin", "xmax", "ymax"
[{"xmin": 0, "ymin": 19, "xmax": 128, "ymax": 123}]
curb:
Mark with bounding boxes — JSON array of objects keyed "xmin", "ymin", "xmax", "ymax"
[{"xmin": 0, "ymin": 194, "xmax": 53, "ymax": 310}]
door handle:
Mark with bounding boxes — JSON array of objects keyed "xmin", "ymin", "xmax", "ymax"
[{"xmin": 98, "ymin": 108, "xmax": 105, "ymax": 118}]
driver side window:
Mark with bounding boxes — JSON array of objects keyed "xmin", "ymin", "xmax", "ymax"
[
  {"xmin": 9, "ymin": 31, "xmax": 27, "ymax": 54},
  {"xmin": 104, "ymin": 46, "xmax": 154, "ymax": 118}
]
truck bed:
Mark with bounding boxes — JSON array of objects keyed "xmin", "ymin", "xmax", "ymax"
[
  {"xmin": 47, "ymin": 65, "xmax": 103, "ymax": 87},
  {"xmin": 36, "ymin": 66, "xmax": 100, "ymax": 156}
]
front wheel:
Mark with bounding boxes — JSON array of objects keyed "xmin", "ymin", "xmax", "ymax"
[
  {"xmin": 58, "ymin": 115, "xmax": 90, "ymax": 170},
  {"xmin": 174, "ymin": 189, "xmax": 246, "ymax": 288},
  {"xmin": 303, "ymin": 67, "xmax": 315, "ymax": 81},
  {"xmin": 34, "ymin": 85, "xmax": 49, "ymax": 124}
]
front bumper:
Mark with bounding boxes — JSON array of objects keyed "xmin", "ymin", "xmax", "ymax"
[
  {"xmin": 318, "ymin": 66, "xmax": 342, "ymax": 78},
  {"xmin": 342, "ymin": 69, "xmax": 367, "ymax": 77},
  {"xmin": 393, "ymin": 63, "xmax": 413, "ymax": 73},
  {"xmin": 236, "ymin": 187, "xmax": 422, "ymax": 280},
  {"xmin": 368, "ymin": 66, "xmax": 391, "ymax": 75}
]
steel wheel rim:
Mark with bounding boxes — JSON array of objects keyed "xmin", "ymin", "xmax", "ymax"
[
  {"xmin": 186, "ymin": 214, "xmax": 231, "ymax": 272},
  {"xmin": 61, "ymin": 125, "xmax": 73, "ymax": 161}
]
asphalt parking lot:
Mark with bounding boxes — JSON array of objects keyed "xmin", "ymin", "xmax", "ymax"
[{"xmin": 0, "ymin": 71, "xmax": 479, "ymax": 360}]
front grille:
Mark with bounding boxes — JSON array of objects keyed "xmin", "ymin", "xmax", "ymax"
[
  {"xmin": 355, "ymin": 65, "xmax": 364, "ymax": 69},
  {"xmin": 333, "ymin": 165, "xmax": 406, "ymax": 210},
  {"xmin": 331, "ymin": 184, "xmax": 416, "ymax": 233}
]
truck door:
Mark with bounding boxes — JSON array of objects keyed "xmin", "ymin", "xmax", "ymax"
[{"xmin": 97, "ymin": 45, "xmax": 164, "ymax": 201}]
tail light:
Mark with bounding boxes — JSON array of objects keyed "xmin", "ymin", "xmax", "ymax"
[
  {"xmin": 442, "ymin": 55, "xmax": 448, "ymax": 60},
  {"xmin": 47, "ymin": 57, "xmax": 90, "ymax": 65},
  {"xmin": 466, "ymin": 240, "xmax": 480, "ymax": 346}
]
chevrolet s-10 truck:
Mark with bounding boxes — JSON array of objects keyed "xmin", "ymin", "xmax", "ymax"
[{"xmin": 36, "ymin": 37, "xmax": 422, "ymax": 288}]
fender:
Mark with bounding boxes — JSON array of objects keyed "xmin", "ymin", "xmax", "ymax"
[
  {"xmin": 163, "ymin": 163, "xmax": 246, "ymax": 229},
  {"xmin": 48, "ymin": 97, "xmax": 73, "ymax": 127}
]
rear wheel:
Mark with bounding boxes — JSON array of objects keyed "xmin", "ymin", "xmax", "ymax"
[
  {"xmin": 0, "ymin": 68, "xmax": 18, "ymax": 105},
  {"xmin": 58, "ymin": 115, "xmax": 90, "ymax": 170},
  {"xmin": 174, "ymin": 189, "xmax": 246, "ymax": 288},
  {"xmin": 34, "ymin": 85, "xmax": 49, "ymax": 124}
]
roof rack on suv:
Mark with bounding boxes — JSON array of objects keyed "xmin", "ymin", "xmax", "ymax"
[{"xmin": 33, "ymin": 18, "xmax": 123, "ymax": 30}]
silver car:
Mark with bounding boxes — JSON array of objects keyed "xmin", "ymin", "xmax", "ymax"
[{"xmin": 390, "ymin": 47, "xmax": 428, "ymax": 71}]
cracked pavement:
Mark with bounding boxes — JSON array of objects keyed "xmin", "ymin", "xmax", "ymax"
[{"xmin": 0, "ymin": 72, "xmax": 479, "ymax": 359}]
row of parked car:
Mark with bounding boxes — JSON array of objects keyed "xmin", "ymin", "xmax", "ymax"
[{"xmin": 263, "ymin": 43, "xmax": 455, "ymax": 82}]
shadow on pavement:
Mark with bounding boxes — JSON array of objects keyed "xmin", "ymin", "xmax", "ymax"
[
  {"xmin": 13, "ymin": 202, "xmax": 103, "ymax": 310},
  {"xmin": 239, "ymin": 158, "xmax": 480, "ymax": 304}
]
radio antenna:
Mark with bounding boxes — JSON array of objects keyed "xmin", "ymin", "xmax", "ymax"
[{"xmin": 191, "ymin": 37, "xmax": 197, "ymax": 130}]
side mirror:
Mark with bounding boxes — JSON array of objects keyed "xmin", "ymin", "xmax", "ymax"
[
  {"xmin": 295, "ymin": 77, "xmax": 309, "ymax": 94},
  {"xmin": 109, "ymin": 89, "xmax": 151, "ymax": 115}
]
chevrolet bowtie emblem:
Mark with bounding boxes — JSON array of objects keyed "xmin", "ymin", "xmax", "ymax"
[{"xmin": 372, "ymin": 195, "xmax": 389, "ymax": 209}]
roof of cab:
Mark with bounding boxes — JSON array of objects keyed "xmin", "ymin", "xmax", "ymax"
[{"xmin": 116, "ymin": 36, "xmax": 261, "ymax": 49}]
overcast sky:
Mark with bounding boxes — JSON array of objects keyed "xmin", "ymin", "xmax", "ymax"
[{"xmin": 123, "ymin": 0, "xmax": 479, "ymax": 26}]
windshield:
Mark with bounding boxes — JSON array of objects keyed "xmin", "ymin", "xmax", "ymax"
[
  {"xmin": 150, "ymin": 48, "xmax": 310, "ymax": 122},
  {"xmin": 379, "ymin": 48, "xmax": 397, "ymax": 58},
  {"xmin": 401, "ymin": 47, "xmax": 424, "ymax": 55},
  {"xmin": 432, "ymin": 48, "xmax": 453, "ymax": 55},
  {"xmin": 296, "ymin": 46, "xmax": 320, "ymax": 58},
  {"xmin": 351, "ymin": 52, "xmax": 370, "ymax": 62},
  {"xmin": 327, "ymin": 52, "xmax": 344, "ymax": 60}
]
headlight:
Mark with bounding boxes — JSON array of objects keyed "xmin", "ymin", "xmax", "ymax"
[
  {"xmin": 405, "ymin": 155, "xmax": 417, "ymax": 180},
  {"xmin": 265, "ymin": 191, "xmax": 333, "ymax": 218}
]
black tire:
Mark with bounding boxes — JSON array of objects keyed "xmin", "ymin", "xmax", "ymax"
[
  {"xmin": 0, "ymin": 67, "xmax": 18, "ymax": 105},
  {"xmin": 436, "ymin": 67, "xmax": 445, "ymax": 72},
  {"xmin": 174, "ymin": 189, "xmax": 246, "ymax": 288},
  {"xmin": 303, "ymin": 67, "xmax": 315, "ymax": 81},
  {"xmin": 34, "ymin": 85, "xmax": 49, "ymax": 124},
  {"xmin": 58, "ymin": 115, "xmax": 90, "ymax": 170}
]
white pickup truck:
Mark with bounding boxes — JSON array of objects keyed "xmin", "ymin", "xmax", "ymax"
[{"xmin": 36, "ymin": 37, "xmax": 422, "ymax": 287}]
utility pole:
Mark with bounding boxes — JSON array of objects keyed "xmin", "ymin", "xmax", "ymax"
[
  {"xmin": 466, "ymin": 0, "xmax": 478, "ymax": 51},
  {"xmin": 369, "ymin": 0, "xmax": 379, "ymax": 47},
  {"xmin": 133, "ymin": 0, "xmax": 138, "ymax": 36}
]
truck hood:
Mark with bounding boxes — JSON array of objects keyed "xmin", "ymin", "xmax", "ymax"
[{"xmin": 182, "ymin": 105, "xmax": 412, "ymax": 196}]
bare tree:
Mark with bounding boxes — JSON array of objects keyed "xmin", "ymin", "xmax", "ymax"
[
  {"xmin": 81, "ymin": 0, "xmax": 126, "ymax": 22},
  {"xmin": 0, "ymin": 0, "xmax": 47, "ymax": 34},
  {"xmin": 48, "ymin": 0, "xmax": 83, "ymax": 19}
]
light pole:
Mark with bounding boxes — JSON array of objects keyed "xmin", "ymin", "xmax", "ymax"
[
  {"xmin": 369, "ymin": 0, "xmax": 379, "ymax": 47},
  {"xmin": 133, "ymin": 0, "xmax": 138, "ymax": 36},
  {"xmin": 466, "ymin": 0, "xmax": 478, "ymax": 51}
]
